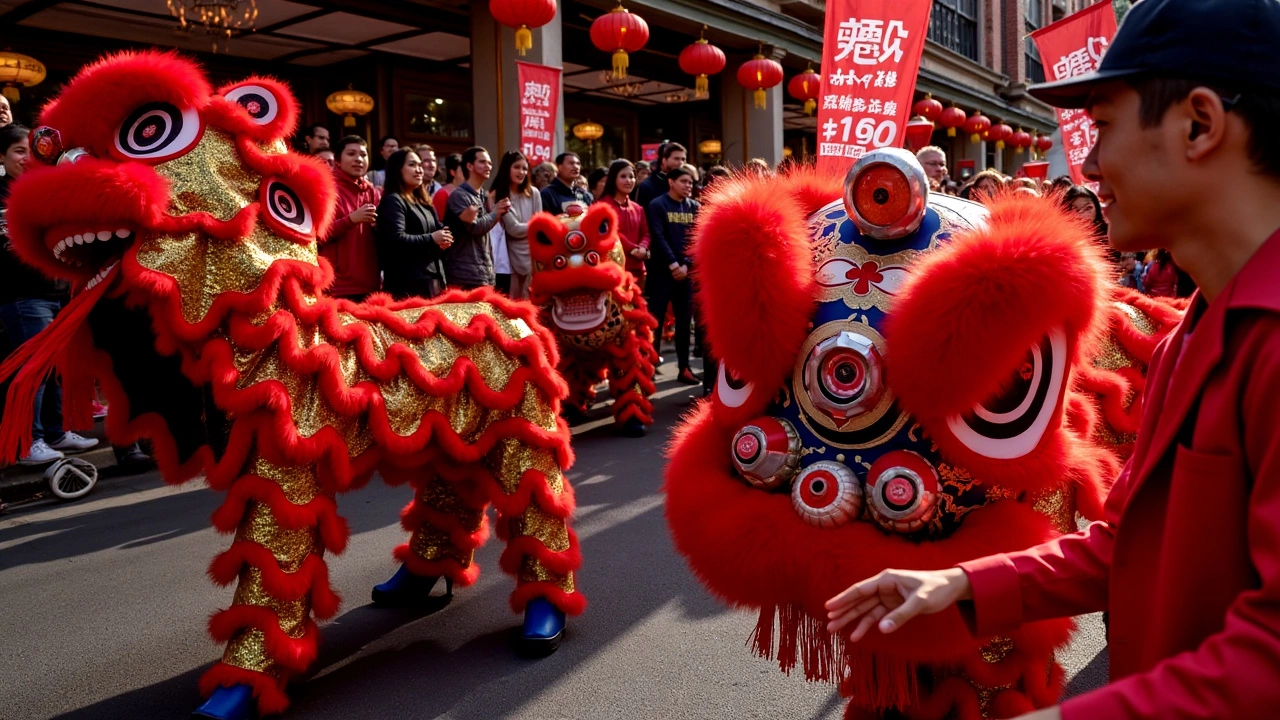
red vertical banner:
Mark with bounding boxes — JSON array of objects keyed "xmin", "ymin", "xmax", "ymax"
[
  {"xmin": 1031, "ymin": 0, "xmax": 1118, "ymax": 184},
  {"xmin": 816, "ymin": 0, "xmax": 933, "ymax": 177},
  {"xmin": 516, "ymin": 61, "xmax": 561, "ymax": 165}
]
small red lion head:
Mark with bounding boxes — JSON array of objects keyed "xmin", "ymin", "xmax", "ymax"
[{"xmin": 527, "ymin": 202, "xmax": 629, "ymax": 335}]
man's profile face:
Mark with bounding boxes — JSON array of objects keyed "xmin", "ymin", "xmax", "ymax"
[
  {"xmin": 306, "ymin": 127, "xmax": 330, "ymax": 152},
  {"xmin": 664, "ymin": 149, "xmax": 686, "ymax": 172},
  {"xmin": 918, "ymin": 150, "xmax": 947, "ymax": 182},
  {"xmin": 381, "ymin": 137, "xmax": 399, "ymax": 160},
  {"xmin": 1083, "ymin": 82, "xmax": 1173, "ymax": 253},
  {"xmin": 315, "ymin": 149, "xmax": 335, "ymax": 170},
  {"xmin": 558, "ymin": 154, "xmax": 581, "ymax": 181},
  {"xmin": 0, "ymin": 95, "xmax": 11, "ymax": 128},
  {"xmin": 469, "ymin": 151, "xmax": 493, "ymax": 181}
]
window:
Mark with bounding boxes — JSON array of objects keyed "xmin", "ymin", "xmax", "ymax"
[
  {"xmin": 1025, "ymin": 0, "xmax": 1046, "ymax": 83},
  {"xmin": 928, "ymin": 0, "xmax": 979, "ymax": 62}
]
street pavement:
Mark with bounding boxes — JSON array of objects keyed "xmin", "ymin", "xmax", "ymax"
[{"xmin": 0, "ymin": 358, "xmax": 1106, "ymax": 720}]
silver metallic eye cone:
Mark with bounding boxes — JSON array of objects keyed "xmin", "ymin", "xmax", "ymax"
[
  {"xmin": 843, "ymin": 147, "xmax": 929, "ymax": 241},
  {"xmin": 803, "ymin": 330, "xmax": 885, "ymax": 421}
]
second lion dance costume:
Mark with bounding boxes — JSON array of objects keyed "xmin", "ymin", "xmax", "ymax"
[
  {"xmin": 0, "ymin": 52, "xmax": 585, "ymax": 719},
  {"xmin": 664, "ymin": 150, "xmax": 1182, "ymax": 719},
  {"xmin": 526, "ymin": 202, "xmax": 658, "ymax": 436}
]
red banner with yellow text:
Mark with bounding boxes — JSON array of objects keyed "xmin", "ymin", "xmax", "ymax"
[
  {"xmin": 516, "ymin": 61, "xmax": 561, "ymax": 166},
  {"xmin": 1031, "ymin": 0, "xmax": 1118, "ymax": 184},
  {"xmin": 816, "ymin": 0, "xmax": 933, "ymax": 176}
]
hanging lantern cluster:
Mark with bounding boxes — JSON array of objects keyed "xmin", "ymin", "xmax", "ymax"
[
  {"xmin": 737, "ymin": 50, "xmax": 784, "ymax": 110},
  {"xmin": 678, "ymin": 28, "xmax": 725, "ymax": 100},
  {"xmin": 787, "ymin": 66, "xmax": 822, "ymax": 116},
  {"xmin": 590, "ymin": 2, "xmax": 650, "ymax": 78},
  {"xmin": 490, "ymin": 0, "xmax": 558, "ymax": 56}
]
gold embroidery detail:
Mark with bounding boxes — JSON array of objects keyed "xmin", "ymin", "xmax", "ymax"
[
  {"xmin": 232, "ymin": 566, "xmax": 309, "ymax": 637},
  {"xmin": 250, "ymin": 458, "xmax": 319, "ymax": 505},
  {"xmin": 980, "ymin": 636, "xmax": 1015, "ymax": 664},
  {"xmin": 235, "ymin": 501, "xmax": 318, "ymax": 572},
  {"xmin": 222, "ymin": 629, "xmax": 280, "ymax": 675}
]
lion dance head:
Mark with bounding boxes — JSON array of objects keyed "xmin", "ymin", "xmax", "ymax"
[{"xmin": 664, "ymin": 149, "xmax": 1181, "ymax": 718}]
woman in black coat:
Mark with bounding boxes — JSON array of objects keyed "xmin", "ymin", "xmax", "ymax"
[{"xmin": 376, "ymin": 149, "xmax": 453, "ymax": 299}]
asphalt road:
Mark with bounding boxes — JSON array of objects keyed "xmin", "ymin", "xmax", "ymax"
[{"xmin": 0, "ymin": 358, "xmax": 1107, "ymax": 720}]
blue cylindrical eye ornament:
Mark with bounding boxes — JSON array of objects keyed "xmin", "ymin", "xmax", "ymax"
[{"xmin": 730, "ymin": 416, "xmax": 801, "ymax": 490}]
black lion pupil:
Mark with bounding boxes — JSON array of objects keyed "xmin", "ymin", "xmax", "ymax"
[
  {"xmin": 835, "ymin": 362, "xmax": 855, "ymax": 384},
  {"xmin": 873, "ymin": 188, "xmax": 890, "ymax": 205},
  {"xmin": 811, "ymin": 480, "xmax": 825, "ymax": 494}
]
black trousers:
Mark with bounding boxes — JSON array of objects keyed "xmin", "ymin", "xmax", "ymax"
[{"xmin": 646, "ymin": 274, "xmax": 693, "ymax": 371}]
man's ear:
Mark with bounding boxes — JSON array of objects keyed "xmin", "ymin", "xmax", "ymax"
[{"xmin": 1184, "ymin": 87, "xmax": 1229, "ymax": 161}]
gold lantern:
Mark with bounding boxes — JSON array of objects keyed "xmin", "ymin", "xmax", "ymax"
[
  {"xmin": 0, "ymin": 52, "xmax": 46, "ymax": 102},
  {"xmin": 697, "ymin": 138, "xmax": 722, "ymax": 156},
  {"xmin": 326, "ymin": 86, "xmax": 375, "ymax": 128},
  {"xmin": 572, "ymin": 120, "xmax": 604, "ymax": 144}
]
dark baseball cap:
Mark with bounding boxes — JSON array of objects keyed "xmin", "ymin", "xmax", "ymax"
[{"xmin": 1029, "ymin": 0, "xmax": 1280, "ymax": 109}]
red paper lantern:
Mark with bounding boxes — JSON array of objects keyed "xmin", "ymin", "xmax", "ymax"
[
  {"xmin": 986, "ymin": 122, "xmax": 1013, "ymax": 150},
  {"xmin": 1035, "ymin": 134, "xmax": 1054, "ymax": 153},
  {"xmin": 490, "ymin": 0, "xmax": 558, "ymax": 56},
  {"xmin": 1010, "ymin": 128, "xmax": 1032, "ymax": 154},
  {"xmin": 737, "ymin": 53, "xmax": 784, "ymax": 110},
  {"xmin": 913, "ymin": 93, "xmax": 943, "ymax": 122},
  {"xmin": 904, "ymin": 117, "xmax": 936, "ymax": 152},
  {"xmin": 938, "ymin": 106, "xmax": 966, "ymax": 137},
  {"xmin": 962, "ymin": 113, "xmax": 991, "ymax": 144},
  {"xmin": 590, "ymin": 2, "xmax": 650, "ymax": 78},
  {"xmin": 787, "ymin": 67, "xmax": 822, "ymax": 116},
  {"xmin": 679, "ymin": 34, "xmax": 726, "ymax": 100}
]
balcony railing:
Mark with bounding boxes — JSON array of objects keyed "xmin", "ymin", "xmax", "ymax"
[{"xmin": 928, "ymin": 0, "xmax": 979, "ymax": 61}]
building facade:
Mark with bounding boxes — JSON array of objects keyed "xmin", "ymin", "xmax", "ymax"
[{"xmin": 0, "ymin": 0, "xmax": 1112, "ymax": 180}]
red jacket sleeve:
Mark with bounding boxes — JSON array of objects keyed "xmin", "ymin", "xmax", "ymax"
[
  {"xmin": 957, "ymin": 466, "xmax": 1121, "ymax": 636},
  {"xmin": 1060, "ymin": 314, "xmax": 1280, "ymax": 719}
]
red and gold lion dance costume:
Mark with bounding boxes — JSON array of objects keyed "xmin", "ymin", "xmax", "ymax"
[
  {"xmin": 0, "ymin": 52, "xmax": 584, "ymax": 717},
  {"xmin": 526, "ymin": 203, "xmax": 658, "ymax": 434},
  {"xmin": 664, "ymin": 149, "xmax": 1182, "ymax": 719}
]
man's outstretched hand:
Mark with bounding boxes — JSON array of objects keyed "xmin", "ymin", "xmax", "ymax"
[{"xmin": 825, "ymin": 567, "xmax": 973, "ymax": 641}]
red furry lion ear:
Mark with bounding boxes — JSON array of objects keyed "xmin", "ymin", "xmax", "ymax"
[
  {"xmin": 885, "ymin": 193, "xmax": 1109, "ymax": 460},
  {"xmin": 691, "ymin": 173, "xmax": 823, "ymax": 421}
]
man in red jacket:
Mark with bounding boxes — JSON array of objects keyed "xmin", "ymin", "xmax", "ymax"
[
  {"xmin": 320, "ymin": 135, "xmax": 382, "ymax": 300},
  {"xmin": 825, "ymin": 1, "xmax": 1280, "ymax": 718}
]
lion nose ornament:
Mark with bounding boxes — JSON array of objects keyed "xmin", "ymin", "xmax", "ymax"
[
  {"xmin": 865, "ymin": 450, "xmax": 940, "ymax": 533},
  {"xmin": 730, "ymin": 417, "xmax": 801, "ymax": 490},
  {"xmin": 791, "ymin": 461, "xmax": 864, "ymax": 528},
  {"xmin": 803, "ymin": 330, "xmax": 885, "ymax": 422}
]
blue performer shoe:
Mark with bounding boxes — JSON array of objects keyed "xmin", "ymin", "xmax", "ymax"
[
  {"xmin": 192, "ymin": 684, "xmax": 255, "ymax": 720},
  {"xmin": 371, "ymin": 564, "xmax": 452, "ymax": 607},
  {"xmin": 517, "ymin": 597, "xmax": 566, "ymax": 657},
  {"xmin": 618, "ymin": 417, "xmax": 647, "ymax": 438}
]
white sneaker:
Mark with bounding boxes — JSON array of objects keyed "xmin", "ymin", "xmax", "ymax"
[
  {"xmin": 20, "ymin": 439, "xmax": 65, "ymax": 465},
  {"xmin": 49, "ymin": 432, "xmax": 99, "ymax": 452}
]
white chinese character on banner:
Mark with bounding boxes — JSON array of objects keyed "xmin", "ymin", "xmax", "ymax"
[
  {"xmin": 1087, "ymin": 36, "xmax": 1110, "ymax": 64},
  {"xmin": 851, "ymin": 97, "xmax": 867, "ymax": 112},
  {"xmin": 884, "ymin": 71, "xmax": 898, "ymax": 88},
  {"xmin": 823, "ymin": 95, "xmax": 840, "ymax": 110},
  {"xmin": 874, "ymin": 71, "xmax": 887, "ymax": 88},
  {"xmin": 522, "ymin": 81, "xmax": 551, "ymax": 107},
  {"xmin": 822, "ymin": 118, "xmax": 840, "ymax": 141},
  {"xmin": 834, "ymin": 18, "xmax": 909, "ymax": 66},
  {"xmin": 868, "ymin": 99, "xmax": 883, "ymax": 114},
  {"xmin": 839, "ymin": 95, "xmax": 854, "ymax": 111},
  {"xmin": 883, "ymin": 100, "xmax": 898, "ymax": 117},
  {"xmin": 1070, "ymin": 131, "xmax": 1083, "ymax": 146}
]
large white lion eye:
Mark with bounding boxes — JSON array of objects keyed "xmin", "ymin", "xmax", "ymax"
[
  {"xmin": 791, "ymin": 461, "xmax": 863, "ymax": 528},
  {"xmin": 715, "ymin": 363, "xmax": 755, "ymax": 409},
  {"xmin": 114, "ymin": 102, "xmax": 202, "ymax": 161},
  {"xmin": 265, "ymin": 180, "xmax": 313, "ymax": 234},
  {"xmin": 224, "ymin": 84, "xmax": 279, "ymax": 125},
  {"xmin": 947, "ymin": 327, "xmax": 1068, "ymax": 459}
]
